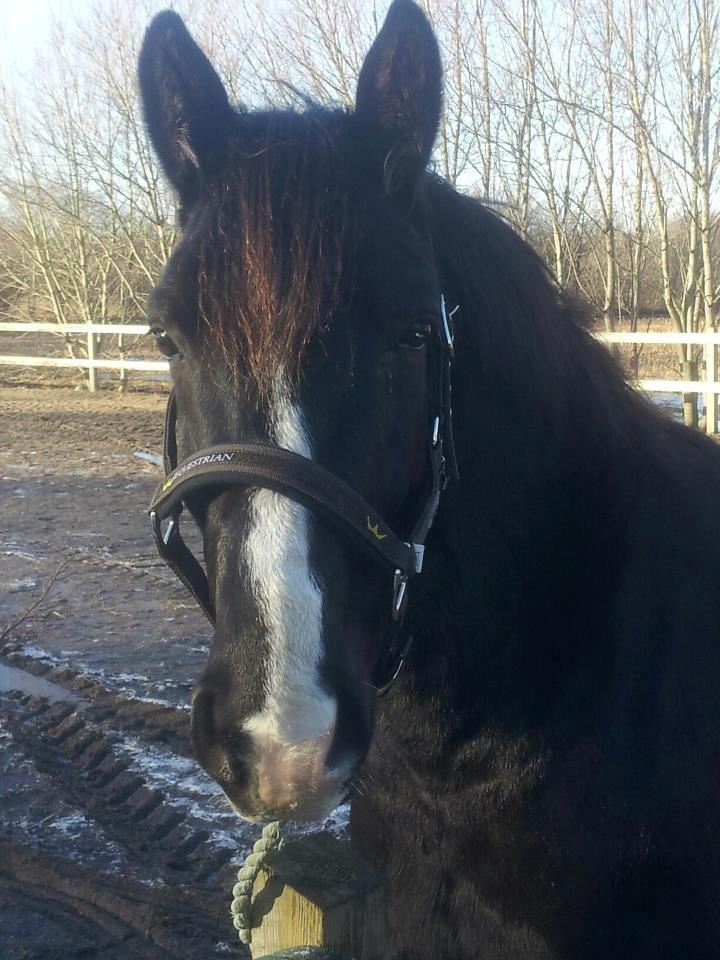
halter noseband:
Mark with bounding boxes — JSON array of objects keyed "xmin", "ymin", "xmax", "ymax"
[{"xmin": 148, "ymin": 295, "xmax": 458, "ymax": 693}]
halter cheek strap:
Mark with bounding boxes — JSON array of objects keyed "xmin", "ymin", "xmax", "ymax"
[{"xmin": 148, "ymin": 295, "xmax": 459, "ymax": 692}]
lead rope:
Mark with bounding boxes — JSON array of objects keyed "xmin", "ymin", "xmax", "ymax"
[{"xmin": 231, "ymin": 820, "xmax": 284, "ymax": 945}]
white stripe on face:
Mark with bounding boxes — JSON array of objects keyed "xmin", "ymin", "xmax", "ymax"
[{"xmin": 242, "ymin": 378, "xmax": 337, "ymax": 757}]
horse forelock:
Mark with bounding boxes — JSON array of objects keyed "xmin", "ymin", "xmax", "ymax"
[{"xmin": 193, "ymin": 109, "xmax": 354, "ymax": 394}]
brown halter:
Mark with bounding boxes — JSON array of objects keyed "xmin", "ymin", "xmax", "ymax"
[{"xmin": 149, "ymin": 296, "xmax": 459, "ymax": 692}]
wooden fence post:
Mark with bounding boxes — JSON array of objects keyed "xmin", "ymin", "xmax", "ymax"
[
  {"xmin": 247, "ymin": 833, "xmax": 387, "ymax": 960},
  {"xmin": 706, "ymin": 338, "xmax": 717, "ymax": 435},
  {"xmin": 86, "ymin": 324, "xmax": 96, "ymax": 392}
]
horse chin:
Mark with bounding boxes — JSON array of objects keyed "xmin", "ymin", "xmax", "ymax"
[{"xmin": 225, "ymin": 785, "xmax": 347, "ymax": 824}]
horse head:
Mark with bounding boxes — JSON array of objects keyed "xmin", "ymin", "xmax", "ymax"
[{"xmin": 139, "ymin": 0, "xmax": 445, "ymax": 822}]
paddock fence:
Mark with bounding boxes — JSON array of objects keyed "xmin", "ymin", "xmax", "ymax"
[
  {"xmin": 1, "ymin": 322, "xmax": 719, "ymax": 435},
  {"xmin": 0, "ymin": 322, "xmax": 166, "ymax": 392},
  {"xmin": 597, "ymin": 330, "xmax": 720, "ymax": 435}
]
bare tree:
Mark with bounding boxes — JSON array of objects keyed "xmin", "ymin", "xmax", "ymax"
[{"xmin": 1, "ymin": 0, "xmax": 719, "ymax": 408}]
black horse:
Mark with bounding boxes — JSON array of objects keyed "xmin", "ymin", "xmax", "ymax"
[{"xmin": 139, "ymin": 2, "xmax": 720, "ymax": 956}]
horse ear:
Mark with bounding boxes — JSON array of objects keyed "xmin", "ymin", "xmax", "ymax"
[
  {"xmin": 138, "ymin": 11, "xmax": 233, "ymax": 206},
  {"xmin": 355, "ymin": 0, "xmax": 442, "ymax": 191}
]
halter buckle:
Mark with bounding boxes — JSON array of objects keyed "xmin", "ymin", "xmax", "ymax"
[
  {"xmin": 151, "ymin": 510, "xmax": 177, "ymax": 547},
  {"xmin": 392, "ymin": 569, "xmax": 408, "ymax": 620},
  {"xmin": 391, "ymin": 547, "xmax": 422, "ymax": 620}
]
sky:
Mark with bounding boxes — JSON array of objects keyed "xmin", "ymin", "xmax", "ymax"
[
  {"xmin": 1, "ymin": 0, "xmax": 103, "ymax": 70},
  {"xmin": 2, "ymin": 0, "xmax": 56, "ymax": 67}
]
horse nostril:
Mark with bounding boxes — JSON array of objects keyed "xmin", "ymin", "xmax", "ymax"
[
  {"xmin": 191, "ymin": 685, "xmax": 251, "ymax": 790},
  {"xmin": 191, "ymin": 686, "xmax": 217, "ymax": 746},
  {"xmin": 222, "ymin": 728, "xmax": 253, "ymax": 788},
  {"xmin": 191, "ymin": 685, "xmax": 225, "ymax": 778}
]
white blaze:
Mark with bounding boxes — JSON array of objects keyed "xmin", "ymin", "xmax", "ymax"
[{"xmin": 242, "ymin": 379, "xmax": 336, "ymax": 752}]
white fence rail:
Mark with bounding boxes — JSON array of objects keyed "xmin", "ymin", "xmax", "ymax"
[
  {"xmin": 597, "ymin": 330, "xmax": 719, "ymax": 435},
  {"xmin": 0, "ymin": 322, "xmax": 167, "ymax": 392},
  {"xmin": 1, "ymin": 322, "xmax": 718, "ymax": 433}
]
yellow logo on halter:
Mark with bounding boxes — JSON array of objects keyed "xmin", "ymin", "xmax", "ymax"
[
  {"xmin": 367, "ymin": 518, "xmax": 387, "ymax": 541},
  {"xmin": 162, "ymin": 476, "xmax": 174, "ymax": 491}
]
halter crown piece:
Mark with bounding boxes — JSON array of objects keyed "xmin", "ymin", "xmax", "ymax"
[{"xmin": 148, "ymin": 295, "xmax": 459, "ymax": 693}]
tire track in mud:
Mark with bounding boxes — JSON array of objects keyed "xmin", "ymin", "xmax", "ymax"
[
  {"xmin": 3, "ymin": 692, "xmax": 235, "ymax": 886},
  {"xmin": 0, "ymin": 842, "xmax": 237, "ymax": 960},
  {"xmin": 0, "ymin": 645, "xmax": 249, "ymax": 958},
  {"xmin": 2, "ymin": 642, "xmax": 193, "ymax": 755}
]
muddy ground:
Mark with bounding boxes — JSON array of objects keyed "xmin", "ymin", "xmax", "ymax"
[{"xmin": 0, "ymin": 384, "xmax": 343, "ymax": 959}]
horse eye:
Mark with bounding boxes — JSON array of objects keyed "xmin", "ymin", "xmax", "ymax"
[
  {"xmin": 398, "ymin": 323, "xmax": 432, "ymax": 351},
  {"xmin": 150, "ymin": 326, "xmax": 179, "ymax": 358}
]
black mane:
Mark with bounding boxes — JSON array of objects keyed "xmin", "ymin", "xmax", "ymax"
[{"xmin": 427, "ymin": 178, "xmax": 662, "ymax": 455}]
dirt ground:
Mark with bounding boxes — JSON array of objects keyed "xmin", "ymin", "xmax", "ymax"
[
  {"xmin": 0, "ymin": 383, "xmax": 343, "ymax": 959},
  {"xmin": 0, "ymin": 383, "xmax": 210, "ymax": 705}
]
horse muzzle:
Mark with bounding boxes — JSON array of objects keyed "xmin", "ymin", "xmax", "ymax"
[{"xmin": 191, "ymin": 683, "xmax": 354, "ymax": 822}]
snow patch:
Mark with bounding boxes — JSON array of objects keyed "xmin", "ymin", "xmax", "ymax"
[
  {"xmin": 17, "ymin": 643, "xmax": 63, "ymax": 664},
  {"xmin": 7, "ymin": 578, "xmax": 39, "ymax": 593},
  {"xmin": 1, "ymin": 544, "xmax": 42, "ymax": 561},
  {"xmin": 15, "ymin": 646, "xmax": 192, "ymax": 708},
  {"xmin": 51, "ymin": 812, "xmax": 91, "ymax": 838}
]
